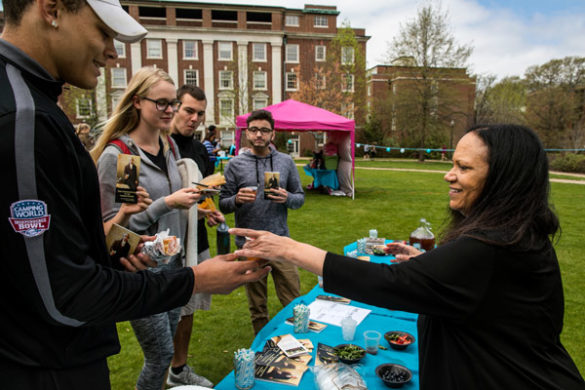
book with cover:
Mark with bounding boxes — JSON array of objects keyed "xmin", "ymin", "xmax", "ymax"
[
  {"xmin": 285, "ymin": 317, "xmax": 327, "ymax": 333},
  {"xmin": 115, "ymin": 154, "xmax": 141, "ymax": 203},
  {"xmin": 315, "ymin": 343, "xmax": 339, "ymax": 366},
  {"xmin": 255, "ymin": 338, "xmax": 311, "ymax": 386}
]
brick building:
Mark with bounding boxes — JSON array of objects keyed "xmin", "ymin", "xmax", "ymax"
[
  {"xmin": 13, "ymin": 1, "xmax": 368, "ymax": 156},
  {"xmin": 367, "ymin": 59, "xmax": 476, "ymax": 149}
]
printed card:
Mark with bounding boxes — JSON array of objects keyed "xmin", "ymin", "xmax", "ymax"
[
  {"xmin": 115, "ymin": 154, "xmax": 141, "ymax": 203},
  {"xmin": 264, "ymin": 171, "xmax": 280, "ymax": 200}
]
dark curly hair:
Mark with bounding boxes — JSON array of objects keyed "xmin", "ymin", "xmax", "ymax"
[{"xmin": 441, "ymin": 124, "xmax": 559, "ymax": 250}]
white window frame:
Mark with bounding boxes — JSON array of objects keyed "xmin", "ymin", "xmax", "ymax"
[
  {"xmin": 253, "ymin": 97, "xmax": 268, "ymax": 111},
  {"xmin": 316, "ymin": 74, "xmax": 326, "ymax": 90},
  {"xmin": 111, "ymin": 91, "xmax": 123, "ymax": 112},
  {"xmin": 315, "ymin": 45, "xmax": 326, "ymax": 62},
  {"xmin": 252, "ymin": 43, "xmax": 267, "ymax": 62},
  {"xmin": 146, "ymin": 39, "xmax": 163, "ymax": 59},
  {"xmin": 219, "ymin": 97, "xmax": 234, "ymax": 125},
  {"xmin": 314, "ymin": 15, "xmax": 328, "ymax": 28},
  {"xmin": 253, "ymin": 71, "xmax": 267, "ymax": 90},
  {"xmin": 285, "ymin": 44, "xmax": 299, "ymax": 63},
  {"xmin": 184, "ymin": 69, "xmax": 199, "ymax": 86},
  {"xmin": 114, "ymin": 40, "xmax": 126, "ymax": 58},
  {"xmin": 342, "ymin": 73, "xmax": 354, "ymax": 92},
  {"xmin": 341, "ymin": 46, "xmax": 355, "ymax": 65},
  {"xmin": 219, "ymin": 71, "xmax": 233, "ymax": 90},
  {"xmin": 76, "ymin": 98, "xmax": 93, "ymax": 119},
  {"xmin": 341, "ymin": 102, "xmax": 355, "ymax": 119},
  {"xmin": 285, "ymin": 72, "xmax": 298, "ymax": 91},
  {"xmin": 111, "ymin": 68, "xmax": 127, "ymax": 88},
  {"xmin": 218, "ymin": 42, "xmax": 233, "ymax": 61},
  {"xmin": 183, "ymin": 40, "xmax": 198, "ymax": 60},
  {"xmin": 285, "ymin": 15, "xmax": 299, "ymax": 26}
]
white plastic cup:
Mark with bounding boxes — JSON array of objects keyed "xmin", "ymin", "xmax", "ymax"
[
  {"xmin": 369, "ymin": 229, "xmax": 378, "ymax": 238},
  {"xmin": 364, "ymin": 330, "xmax": 382, "ymax": 354},
  {"xmin": 341, "ymin": 316, "xmax": 357, "ymax": 341}
]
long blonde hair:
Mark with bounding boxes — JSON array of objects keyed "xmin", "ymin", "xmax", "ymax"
[{"xmin": 91, "ymin": 67, "xmax": 175, "ymax": 162}]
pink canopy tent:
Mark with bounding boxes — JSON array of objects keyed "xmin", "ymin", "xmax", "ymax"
[{"xmin": 235, "ymin": 99, "xmax": 355, "ymax": 198}]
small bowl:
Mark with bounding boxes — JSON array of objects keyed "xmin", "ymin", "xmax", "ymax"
[
  {"xmin": 384, "ymin": 331, "xmax": 415, "ymax": 350},
  {"xmin": 376, "ymin": 363, "xmax": 413, "ymax": 388},
  {"xmin": 334, "ymin": 343, "xmax": 366, "ymax": 364}
]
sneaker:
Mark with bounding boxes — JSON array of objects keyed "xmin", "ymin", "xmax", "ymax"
[{"xmin": 167, "ymin": 364, "xmax": 214, "ymax": 388}]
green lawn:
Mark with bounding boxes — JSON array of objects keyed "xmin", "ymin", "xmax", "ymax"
[{"xmin": 108, "ymin": 162, "xmax": 585, "ymax": 388}]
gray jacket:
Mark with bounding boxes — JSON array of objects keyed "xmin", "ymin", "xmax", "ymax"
[
  {"xmin": 97, "ymin": 134, "xmax": 186, "ymax": 268},
  {"xmin": 219, "ymin": 147, "xmax": 304, "ymax": 247}
]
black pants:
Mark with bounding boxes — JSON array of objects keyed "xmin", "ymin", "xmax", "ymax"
[{"xmin": 0, "ymin": 359, "xmax": 111, "ymax": 390}]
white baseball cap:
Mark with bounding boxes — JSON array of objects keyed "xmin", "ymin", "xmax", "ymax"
[{"xmin": 86, "ymin": 0, "xmax": 148, "ymax": 43}]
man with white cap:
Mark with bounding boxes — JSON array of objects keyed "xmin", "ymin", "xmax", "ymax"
[{"xmin": 0, "ymin": 1, "xmax": 270, "ymax": 389}]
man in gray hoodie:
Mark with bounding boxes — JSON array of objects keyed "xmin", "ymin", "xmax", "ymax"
[{"xmin": 220, "ymin": 110, "xmax": 305, "ymax": 334}]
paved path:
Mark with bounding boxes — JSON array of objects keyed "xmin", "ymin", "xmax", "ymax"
[{"xmin": 297, "ymin": 164, "xmax": 585, "ymax": 185}]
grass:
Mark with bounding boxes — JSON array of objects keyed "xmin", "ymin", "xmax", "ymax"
[{"xmin": 108, "ymin": 160, "xmax": 585, "ymax": 388}]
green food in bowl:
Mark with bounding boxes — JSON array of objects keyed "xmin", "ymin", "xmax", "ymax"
[{"xmin": 334, "ymin": 344, "xmax": 366, "ymax": 363}]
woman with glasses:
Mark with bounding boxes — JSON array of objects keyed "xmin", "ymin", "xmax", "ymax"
[{"xmin": 92, "ymin": 67, "xmax": 201, "ymax": 390}]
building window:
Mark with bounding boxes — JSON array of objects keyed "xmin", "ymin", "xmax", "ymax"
[
  {"xmin": 285, "ymin": 44, "xmax": 299, "ymax": 63},
  {"xmin": 342, "ymin": 73, "xmax": 354, "ymax": 92},
  {"xmin": 253, "ymin": 71, "xmax": 267, "ymax": 90},
  {"xmin": 184, "ymin": 69, "xmax": 198, "ymax": 85},
  {"xmin": 111, "ymin": 91, "xmax": 123, "ymax": 112},
  {"xmin": 147, "ymin": 39, "xmax": 163, "ymax": 59},
  {"xmin": 286, "ymin": 72, "xmax": 298, "ymax": 91},
  {"xmin": 218, "ymin": 42, "xmax": 232, "ymax": 61},
  {"xmin": 368, "ymin": 84, "xmax": 372, "ymax": 96},
  {"xmin": 76, "ymin": 98, "xmax": 93, "ymax": 119},
  {"xmin": 219, "ymin": 71, "xmax": 233, "ymax": 89},
  {"xmin": 219, "ymin": 98, "xmax": 234, "ymax": 125},
  {"xmin": 253, "ymin": 97, "xmax": 268, "ymax": 111},
  {"xmin": 314, "ymin": 15, "xmax": 328, "ymax": 27},
  {"xmin": 183, "ymin": 40, "xmax": 198, "ymax": 59},
  {"xmin": 252, "ymin": 43, "xmax": 266, "ymax": 62},
  {"xmin": 341, "ymin": 102, "xmax": 354, "ymax": 119},
  {"xmin": 316, "ymin": 74, "xmax": 326, "ymax": 89},
  {"xmin": 111, "ymin": 68, "xmax": 127, "ymax": 88},
  {"xmin": 114, "ymin": 40, "xmax": 126, "ymax": 58},
  {"xmin": 285, "ymin": 15, "xmax": 299, "ymax": 26},
  {"xmin": 315, "ymin": 45, "xmax": 326, "ymax": 62},
  {"xmin": 341, "ymin": 46, "xmax": 355, "ymax": 65}
]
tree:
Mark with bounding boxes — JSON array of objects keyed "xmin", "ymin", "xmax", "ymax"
[
  {"xmin": 524, "ymin": 56, "xmax": 585, "ymax": 148},
  {"xmin": 474, "ymin": 74, "xmax": 526, "ymax": 125},
  {"xmin": 384, "ymin": 4, "xmax": 473, "ymax": 160}
]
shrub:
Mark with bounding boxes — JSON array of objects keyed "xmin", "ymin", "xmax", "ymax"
[{"xmin": 549, "ymin": 153, "xmax": 585, "ymax": 173}]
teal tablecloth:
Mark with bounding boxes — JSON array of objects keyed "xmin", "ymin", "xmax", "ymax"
[
  {"xmin": 303, "ymin": 165, "xmax": 339, "ymax": 190},
  {"xmin": 215, "ymin": 241, "xmax": 419, "ymax": 389}
]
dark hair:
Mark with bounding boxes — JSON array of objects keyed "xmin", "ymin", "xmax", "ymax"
[
  {"xmin": 246, "ymin": 109, "xmax": 274, "ymax": 130},
  {"xmin": 2, "ymin": 0, "xmax": 85, "ymax": 25},
  {"xmin": 177, "ymin": 84, "xmax": 206, "ymax": 102},
  {"xmin": 205, "ymin": 126, "xmax": 216, "ymax": 141},
  {"xmin": 442, "ymin": 124, "xmax": 559, "ymax": 250}
]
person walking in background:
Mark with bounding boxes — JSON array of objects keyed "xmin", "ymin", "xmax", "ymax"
[
  {"xmin": 219, "ymin": 110, "xmax": 305, "ymax": 334},
  {"xmin": 76, "ymin": 122, "xmax": 94, "ymax": 150},
  {"xmin": 168, "ymin": 84, "xmax": 224, "ymax": 388},
  {"xmin": 203, "ymin": 125, "xmax": 220, "ymax": 167},
  {"xmin": 0, "ymin": 1, "xmax": 269, "ymax": 389}
]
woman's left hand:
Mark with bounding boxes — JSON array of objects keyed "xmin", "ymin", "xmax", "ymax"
[{"xmin": 230, "ymin": 228, "xmax": 293, "ymax": 262}]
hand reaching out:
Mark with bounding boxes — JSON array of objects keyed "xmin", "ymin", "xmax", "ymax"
[{"xmin": 385, "ymin": 241, "xmax": 422, "ymax": 263}]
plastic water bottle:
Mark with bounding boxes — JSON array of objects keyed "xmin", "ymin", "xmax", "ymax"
[{"xmin": 216, "ymin": 222, "xmax": 231, "ymax": 255}]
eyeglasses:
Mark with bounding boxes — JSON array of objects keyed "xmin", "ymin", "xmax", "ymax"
[
  {"xmin": 141, "ymin": 97, "xmax": 182, "ymax": 112},
  {"xmin": 247, "ymin": 127, "xmax": 273, "ymax": 134}
]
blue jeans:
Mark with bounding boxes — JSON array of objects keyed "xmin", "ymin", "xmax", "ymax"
[{"xmin": 131, "ymin": 306, "xmax": 182, "ymax": 390}]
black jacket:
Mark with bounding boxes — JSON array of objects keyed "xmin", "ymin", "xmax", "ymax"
[{"xmin": 0, "ymin": 39, "xmax": 193, "ymax": 369}]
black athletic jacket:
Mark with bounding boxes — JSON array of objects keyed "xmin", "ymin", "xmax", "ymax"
[{"xmin": 0, "ymin": 39, "xmax": 193, "ymax": 369}]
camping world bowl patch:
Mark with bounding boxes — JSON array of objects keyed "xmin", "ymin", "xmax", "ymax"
[{"xmin": 9, "ymin": 200, "xmax": 51, "ymax": 237}]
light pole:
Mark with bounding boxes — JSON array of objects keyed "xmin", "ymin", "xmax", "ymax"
[{"xmin": 449, "ymin": 119, "xmax": 455, "ymax": 150}]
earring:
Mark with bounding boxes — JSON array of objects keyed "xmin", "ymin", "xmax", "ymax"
[{"xmin": 51, "ymin": 20, "xmax": 58, "ymax": 28}]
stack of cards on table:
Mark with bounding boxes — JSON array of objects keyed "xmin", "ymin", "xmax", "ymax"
[
  {"xmin": 254, "ymin": 335, "xmax": 313, "ymax": 386},
  {"xmin": 141, "ymin": 229, "xmax": 181, "ymax": 265}
]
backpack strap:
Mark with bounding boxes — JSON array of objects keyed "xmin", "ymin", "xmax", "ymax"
[
  {"xmin": 166, "ymin": 135, "xmax": 178, "ymax": 160},
  {"xmin": 107, "ymin": 139, "xmax": 132, "ymax": 155}
]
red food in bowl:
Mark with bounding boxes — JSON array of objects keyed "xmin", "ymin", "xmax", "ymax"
[{"xmin": 384, "ymin": 331, "xmax": 415, "ymax": 350}]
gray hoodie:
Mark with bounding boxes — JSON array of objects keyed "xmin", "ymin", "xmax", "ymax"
[{"xmin": 219, "ymin": 147, "xmax": 304, "ymax": 247}]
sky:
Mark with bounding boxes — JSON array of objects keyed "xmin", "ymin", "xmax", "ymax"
[
  {"xmin": 2, "ymin": 0, "xmax": 582, "ymax": 79},
  {"xmin": 179, "ymin": 0, "xmax": 585, "ymax": 80}
]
